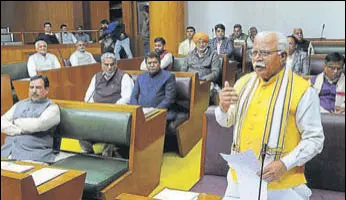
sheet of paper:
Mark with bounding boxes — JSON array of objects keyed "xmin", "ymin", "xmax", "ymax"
[
  {"xmin": 220, "ymin": 149, "xmax": 268, "ymax": 200},
  {"xmin": 153, "ymin": 188, "xmax": 199, "ymax": 200},
  {"xmin": 30, "ymin": 167, "xmax": 67, "ymax": 186},
  {"xmin": 1, "ymin": 161, "xmax": 34, "ymax": 173}
]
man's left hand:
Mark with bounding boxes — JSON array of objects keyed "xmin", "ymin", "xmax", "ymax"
[{"xmin": 257, "ymin": 160, "xmax": 287, "ymax": 182}]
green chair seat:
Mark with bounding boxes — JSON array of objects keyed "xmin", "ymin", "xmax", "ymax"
[{"xmin": 52, "ymin": 154, "xmax": 129, "ymax": 199}]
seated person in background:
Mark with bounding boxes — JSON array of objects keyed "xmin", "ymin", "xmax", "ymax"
[
  {"xmin": 113, "ymin": 19, "xmax": 133, "ymax": 60},
  {"xmin": 1, "ymin": 75, "xmax": 60, "ymax": 163},
  {"xmin": 286, "ymin": 35, "xmax": 309, "ymax": 75},
  {"xmin": 178, "ymin": 26, "xmax": 196, "ymax": 56},
  {"xmin": 181, "ymin": 32, "xmax": 221, "ymax": 104},
  {"xmin": 230, "ymin": 24, "xmax": 248, "ymax": 44},
  {"xmin": 35, "ymin": 21, "xmax": 59, "ymax": 44},
  {"xmin": 245, "ymin": 26, "xmax": 258, "ymax": 62},
  {"xmin": 82, "ymin": 52, "xmax": 134, "ymax": 156},
  {"xmin": 130, "ymin": 52, "xmax": 177, "ymax": 148},
  {"xmin": 208, "ymin": 23, "xmax": 233, "ymax": 57},
  {"xmin": 293, "ymin": 28, "xmax": 310, "ymax": 52},
  {"xmin": 69, "ymin": 40, "xmax": 97, "ymax": 66},
  {"xmin": 27, "ymin": 40, "xmax": 61, "ymax": 77},
  {"xmin": 140, "ymin": 37, "xmax": 173, "ymax": 71},
  {"xmin": 310, "ymin": 52, "xmax": 345, "ymax": 114},
  {"xmin": 74, "ymin": 25, "xmax": 91, "ymax": 43},
  {"xmin": 55, "ymin": 24, "xmax": 77, "ymax": 44}
]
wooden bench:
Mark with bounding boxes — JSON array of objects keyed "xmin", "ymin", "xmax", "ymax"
[{"xmin": 12, "ymin": 64, "xmax": 211, "ymax": 157}]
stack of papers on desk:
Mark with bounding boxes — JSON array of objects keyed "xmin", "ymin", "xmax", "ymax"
[
  {"xmin": 153, "ymin": 188, "xmax": 199, "ymax": 200},
  {"xmin": 143, "ymin": 107, "xmax": 158, "ymax": 117},
  {"xmin": 30, "ymin": 168, "xmax": 67, "ymax": 186},
  {"xmin": 1, "ymin": 161, "xmax": 34, "ymax": 173}
]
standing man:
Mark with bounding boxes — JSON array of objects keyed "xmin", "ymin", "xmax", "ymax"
[
  {"xmin": 69, "ymin": 40, "xmax": 97, "ymax": 67},
  {"xmin": 1, "ymin": 75, "xmax": 60, "ymax": 163},
  {"xmin": 209, "ymin": 23, "xmax": 234, "ymax": 57},
  {"xmin": 141, "ymin": 5, "xmax": 150, "ymax": 56},
  {"xmin": 216, "ymin": 31, "xmax": 324, "ymax": 199},
  {"xmin": 27, "ymin": 40, "xmax": 61, "ymax": 77},
  {"xmin": 35, "ymin": 21, "xmax": 59, "ymax": 44},
  {"xmin": 140, "ymin": 37, "xmax": 173, "ymax": 71},
  {"xmin": 82, "ymin": 52, "xmax": 134, "ymax": 156},
  {"xmin": 178, "ymin": 26, "xmax": 196, "ymax": 56},
  {"xmin": 310, "ymin": 52, "xmax": 345, "ymax": 113},
  {"xmin": 99, "ymin": 19, "xmax": 118, "ymax": 53},
  {"xmin": 293, "ymin": 28, "xmax": 311, "ymax": 52},
  {"xmin": 113, "ymin": 20, "xmax": 133, "ymax": 60}
]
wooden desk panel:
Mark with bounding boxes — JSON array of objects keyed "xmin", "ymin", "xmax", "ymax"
[{"xmin": 1, "ymin": 161, "xmax": 86, "ymax": 200}]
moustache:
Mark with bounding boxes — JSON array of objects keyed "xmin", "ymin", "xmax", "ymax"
[{"xmin": 255, "ymin": 62, "xmax": 266, "ymax": 69}]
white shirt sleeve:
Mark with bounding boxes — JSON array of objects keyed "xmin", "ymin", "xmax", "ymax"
[
  {"xmin": 1, "ymin": 105, "xmax": 23, "ymax": 136},
  {"xmin": 13, "ymin": 104, "xmax": 60, "ymax": 134},
  {"xmin": 27, "ymin": 56, "xmax": 37, "ymax": 77},
  {"xmin": 84, "ymin": 75, "xmax": 96, "ymax": 102},
  {"xmin": 52, "ymin": 54, "xmax": 61, "ymax": 69},
  {"xmin": 89, "ymin": 52, "xmax": 97, "ymax": 64},
  {"xmin": 280, "ymin": 87, "xmax": 325, "ymax": 170},
  {"xmin": 116, "ymin": 74, "xmax": 134, "ymax": 104},
  {"xmin": 140, "ymin": 59, "xmax": 147, "ymax": 71},
  {"xmin": 69, "ymin": 52, "xmax": 78, "ymax": 66},
  {"xmin": 215, "ymin": 104, "xmax": 237, "ymax": 128},
  {"xmin": 160, "ymin": 53, "xmax": 173, "ymax": 70}
]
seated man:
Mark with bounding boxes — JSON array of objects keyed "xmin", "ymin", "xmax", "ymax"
[
  {"xmin": 140, "ymin": 37, "xmax": 173, "ymax": 71},
  {"xmin": 245, "ymin": 26, "xmax": 258, "ymax": 62},
  {"xmin": 55, "ymin": 24, "xmax": 77, "ymax": 44},
  {"xmin": 74, "ymin": 25, "xmax": 91, "ymax": 43},
  {"xmin": 181, "ymin": 32, "xmax": 221, "ymax": 104},
  {"xmin": 1, "ymin": 75, "xmax": 60, "ymax": 163},
  {"xmin": 35, "ymin": 21, "xmax": 59, "ymax": 44},
  {"xmin": 82, "ymin": 52, "xmax": 134, "ymax": 156},
  {"xmin": 293, "ymin": 28, "xmax": 310, "ymax": 52},
  {"xmin": 69, "ymin": 40, "xmax": 97, "ymax": 66},
  {"xmin": 27, "ymin": 40, "xmax": 61, "ymax": 77},
  {"xmin": 178, "ymin": 26, "xmax": 196, "ymax": 56},
  {"xmin": 130, "ymin": 51, "xmax": 177, "ymax": 148},
  {"xmin": 230, "ymin": 24, "xmax": 248, "ymax": 44},
  {"xmin": 208, "ymin": 23, "xmax": 233, "ymax": 57},
  {"xmin": 113, "ymin": 20, "xmax": 133, "ymax": 60},
  {"xmin": 286, "ymin": 35, "xmax": 309, "ymax": 75},
  {"xmin": 310, "ymin": 52, "xmax": 345, "ymax": 113}
]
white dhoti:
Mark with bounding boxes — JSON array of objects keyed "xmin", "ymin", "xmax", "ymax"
[{"xmin": 223, "ymin": 170, "xmax": 312, "ymax": 200}]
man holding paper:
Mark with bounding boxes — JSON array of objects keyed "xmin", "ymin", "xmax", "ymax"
[{"xmin": 215, "ymin": 31, "xmax": 325, "ymax": 199}]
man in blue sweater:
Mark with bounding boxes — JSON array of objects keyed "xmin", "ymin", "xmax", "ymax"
[{"xmin": 130, "ymin": 51, "xmax": 178, "ymax": 149}]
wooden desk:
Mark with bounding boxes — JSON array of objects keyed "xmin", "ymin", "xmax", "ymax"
[
  {"xmin": 1, "ymin": 161, "xmax": 86, "ymax": 200},
  {"xmin": 116, "ymin": 193, "xmax": 222, "ymax": 200}
]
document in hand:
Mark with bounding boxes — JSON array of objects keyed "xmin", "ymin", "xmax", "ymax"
[
  {"xmin": 1, "ymin": 161, "xmax": 34, "ymax": 173},
  {"xmin": 30, "ymin": 167, "xmax": 67, "ymax": 186},
  {"xmin": 153, "ymin": 188, "xmax": 199, "ymax": 200},
  {"xmin": 220, "ymin": 149, "xmax": 268, "ymax": 200}
]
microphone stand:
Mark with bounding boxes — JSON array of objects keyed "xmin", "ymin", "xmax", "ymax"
[{"xmin": 258, "ymin": 143, "xmax": 268, "ymax": 200}]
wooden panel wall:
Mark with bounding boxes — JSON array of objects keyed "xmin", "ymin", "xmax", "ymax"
[
  {"xmin": 89, "ymin": 1, "xmax": 109, "ymax": 31},
  {"xmin": 150, "ymin": 1, "xmax": 185, "ymax": 56}
]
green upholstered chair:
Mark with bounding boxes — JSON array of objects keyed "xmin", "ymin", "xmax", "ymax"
[{"xmin": 52, "ymin": 107, "xmax": 132, "ymax": 200}]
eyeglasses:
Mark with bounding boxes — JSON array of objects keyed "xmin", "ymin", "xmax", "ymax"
[
  {"xmin": 251, "ymin": 50, "xmax": 282, "ymax": 57},
  {"xmin": 77, "ymin": 44, "xmax": 85, "ymax": 46},
  {"xmin": 327, "ymin": 65, "xmax": 344, "ymax": 71}
]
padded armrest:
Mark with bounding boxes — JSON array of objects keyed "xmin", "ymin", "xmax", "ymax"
[
  {"xmin": 57, "ymin": 107, "xmax": 132, "ymax": 147},
  {"xmin": 1, "ymin": 62, "xmax": 29, "ymax": 80}
]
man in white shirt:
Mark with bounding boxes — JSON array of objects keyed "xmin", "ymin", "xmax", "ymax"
[
  {"xmin": 216, "ymin": 31, "xmax": 324, "ymax": 200},
  {"xmin": 69, "ymin": 40, "xmax": 97, "ymax": 67},
  {"xmin": 82, "ymin": 52, "xmax": 134, "ymax": 156},
  {"xmin": 140, "ymin": 37, "xmax": 173, "ymax": 71},
  {"xmin": 178, "ymin": 26, "xmax": 196, "ymax": 56},
  {"xmin": 1, "ymin": 75, "xmax": 60, "ymax": 163},
  {"xmin": 55, "ymin": 24, "xmax": 77, "ymax": 44},
  {"xmin": 27, "ymin": 40, "xmax": 61, "ymax": 77}
]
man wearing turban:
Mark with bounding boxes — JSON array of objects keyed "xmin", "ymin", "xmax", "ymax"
[{"xmin": 181, "ymin": 32, "xmax": 221, "ymax": 105}]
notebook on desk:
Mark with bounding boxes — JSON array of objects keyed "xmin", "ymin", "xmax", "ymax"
[
  {"xmin": 30, "ymin": 167, "xmax": 67, "ymax": 186},
  {"xmin": 1, "ymin": 161, "xmax": 34, "ymax": 173}
]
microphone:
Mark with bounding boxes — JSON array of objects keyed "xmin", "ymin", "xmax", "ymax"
[
  {"xmin": 320, "ymin": 24, "xmax": 325, "ymax": 40},
  {"xmin": 258, "ymin": 143, "xmax": 268, "ymax": 200}
]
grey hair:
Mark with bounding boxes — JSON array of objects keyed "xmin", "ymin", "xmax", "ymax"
[
  {"xmin": 35, "ymin": 40, "xmax": 47, "ymax": 49},
  {"xmin": 256, "ymin": 31, "xmax": 289, "ymax": 53},
  {"xmin": 101, "ymin": 52, "xmax": 116, "ymax": 63}
]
